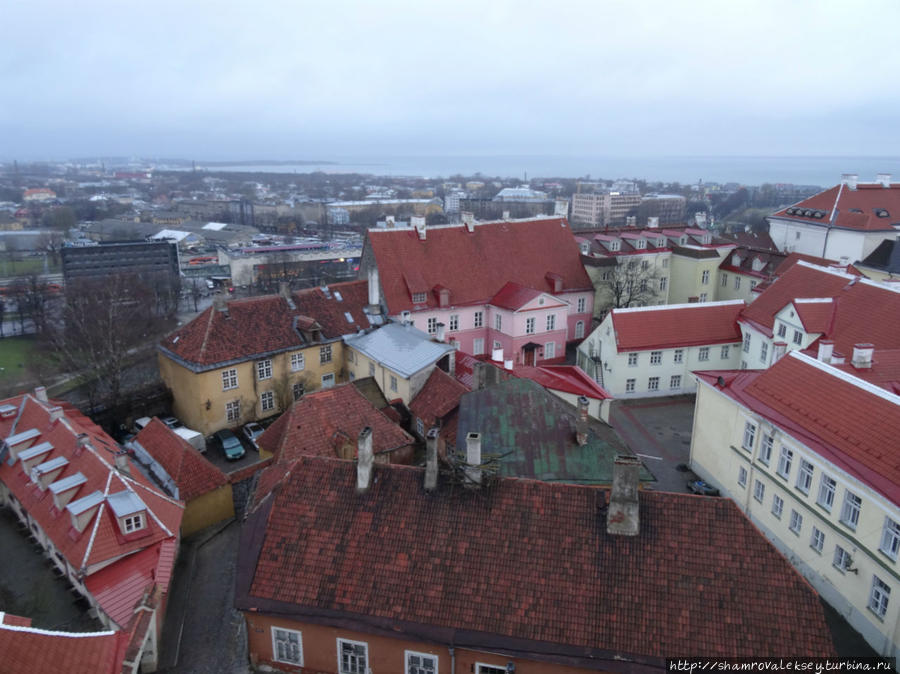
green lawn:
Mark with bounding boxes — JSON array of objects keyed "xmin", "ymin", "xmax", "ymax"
[
  {"xmin": 0, "ymin": 337, "xmax": 36, "ymax": 383},
  {"xmin": 0, "ymin": 256, "xmax": 60, "ymax": 277}
]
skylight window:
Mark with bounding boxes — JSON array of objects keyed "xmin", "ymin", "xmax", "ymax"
[{"xmin": 344, "ymin": 311, "xmax": 354, "ymax": 323}]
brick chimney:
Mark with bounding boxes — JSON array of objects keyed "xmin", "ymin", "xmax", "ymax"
[
  {"xmin": 816, "ymin": 340, "xmax": 834, "ymax": 364},
  {"xmin": 607, "ymin": 455, "xmax": 641, "ymax": 536},
  {"xmin": 357, "ymin": 427, "xmax": 374, "ymax": 491},
  {"xmin": 464, "ymin": 432, "xmax": 482, "ymax": 488},
  {"xmin": 34, "ymin": 386, "xmax": 48, "ymax": 403},
  {"xmin": 425, "ymin": 427, "xmax": 439, "ymax": 492},
  {"xmin": 851, "ymin": 343, "xmax": 874, "ymax": 369},
  {"xmin": 575, "ymin": 396, "xmax": 589, "ymax": 446},
  {"xmin": 647, "ymin": 216, "xmax": 660, "ymax": 228}
]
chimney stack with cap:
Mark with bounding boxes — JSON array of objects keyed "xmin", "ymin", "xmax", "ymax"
[
  {"xmin": 607, "ymin": 455, "xmax": 641, "ymax": 536},
  {"xmin": 367, "ymin": 267, "xmax": 380, "ymax": 312},
  {"xmin": 841, "ymin": 173, "xmax": 859, "ymax": 189},
  {"xmin": 851, "ymin": 343, "xmax": 874, "ymax": 369},
  {"xmin": 48, "ymin": 406, "xmax": 64, "ymax": 423},
  {"xmin": 491, "ymin": 347, "xmax": 503, "ymax": 363},
  {"xmin": 462, "ymin": 212, "xmax": 475, "ymax": 233},
  {"xmin": 425, "ymin": 427, "xmax": 439, "ymax": 491},
  {"xmin": 465, "ymin": 432, "xmax": 482, "ymax": 488},
  {"xmin": 413, "ymin": 216, "xmax": 426, "ymax": 241},
  {"xmin": 357, "ymin": 427, "xmax": 374, "ymax": 491},
  {"xmin": 575, "ymin": 396, "xmax": 589, "ymax": 446},
  {"xmin": 772, "ymin": 341, "xmax": 787, "ymax": 363},
  {"xmin": 877, "ymin": 173, "xmax": 892, "ymax": 188},
  {"xmin": 34, "ymin": 386, "xmax": 48, "ymax": 403},
  {"xmin": 435, "ymin": 322, "xmax": 446, "ymax": 343},
  {"xmin": 114, "ymin": 450, "xmax": 131, "ymax": 477},
  {"xmin": 817, "ymin": 340, "xmax": 835, "ymax": 364}
]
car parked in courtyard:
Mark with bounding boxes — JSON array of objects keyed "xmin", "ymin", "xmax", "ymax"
[{"xmin": 213, "ymin": 429, "xmax": 245, "ymax": 461}]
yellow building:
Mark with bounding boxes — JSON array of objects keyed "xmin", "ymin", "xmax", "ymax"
[{"xmin": 158, "ymin": 281, "xmax": 374, "ymax": 436}]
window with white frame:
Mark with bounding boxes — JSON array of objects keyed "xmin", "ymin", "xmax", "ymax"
[
  {"xmin": 673, "ymin": 349, "xmax": 683, "ymax": 363},
  {"xmin": 753, "ymin": 479, "xmax": 765, "ymax": 502},
  {"xmin": 641, "ymin": 259, "xmax": 649, "ymax": 270},
  {"xmin": 473, "ymin": 338, "xmax": 485, "ymax": 355},
  {"xmin": 771, "ymin": 494, "xmax": 784, "ymax": 519},
  {"xmin": 545, "ymin": 342, "xmax": 556, "ymax": 359},
  {"xmin": 320, "ymin": 344, "xmax": 332, "ymax": 364},
  {"xmin": 813, "ymin": 476, "xmax": 836, "ymax": 514},
  {"xmin": 449, "ymin": 314, "xmax": 459, "ymax": 331},
  {"xmin": 292, "ymin": 382, "xmax": 304, "ymax": 401},
  {"xmin": 721, "ymin": 345, "xmax": 730, "ymax": 359},
  {"xmin": 369, "ymin": 362, "xmax": 376, "ymax": 376},
  {"xmin": 776, "ymin": 446, "xmax": 793, "ymax": 479},
  {"xmin": 260, "ymin": 391, "xmax": 274, "ymax": 411},
  {"xmin": 648, "ymin": 376, "xmax": 659, "ymax": 391},
  {"xmin": 476, "ymin": 665, "xmax": 507, "ymax": 674},
  {"xmin": 811, "ymin": 526, "xmax": 825, "ymax": 554},
  {"xmin": 698, "ymin": 347, "xmax": 709, "ymax": 361},
  {"xmin": 721, "ymin": 273, "xmax": 728, "ymax": 287},
  {"xmin": 659, "ymin": 277, "xmax": 668, "ymax": 291},
  {"xmin": 416, "ymin": 418, "xmax": 425, "ymax": 437},
  {"xmin": 626, "ymin": 378, "xmax": 635, "ymax": 393},
  {"xmin": 777, "ymin": 323, "xmax": 787, "ymax": 338},
  {"xmin": 793, "ymin": 330, "xmax": 803, "ymax": 345},
  {"xmin": 701, "ymin": 270, "xmax": 710, "ymax": 285},
  {"xmin": 321, "ymin": 373, "xmax": 335, "ymax": 389},
  {"xmin": 742, "ymin": 421, "xmax": 756, "ymax": 451},
  {"xmin": 650, "ymin": 351, "xmax": 662, "ymax": 365},
  {"xmin": 759, "ymin": 433, "xmax": 774, "ymax": 464},
  {"xmin": 738, "ymin": 466, "xmax": 748, "ymax": 487},
  {"xmin": 743, "ymin": 333, "xmax": 751, "ymax": 353},
  {"xmin": 760, "ymin": 342, "xmax": 768, "ymax": 362},
  {"xmin": 699, "ymin": 292, "xmax": 708, "ymax": 302},
  {"xmin": 226, "ymin": 400, "xmax": 240, "ymax": 422},
  {"xmin": 734, "ymin": 276, "xmax": 741, "ymax": 290},
  {"xmin": 577, "ymin": 297, "xmax": 586, "ymax": 313},
  {"xmin": 834, "ymin": 545, "xmax": 852, "ymax": 572},
  {"xmin": 427, "ymin": 317, "xmax": 437, "ymax": 334},
  {"xmin": 222, "ymin": 368, "xmax": 238, "ymax": 391},
  {"xmin": 257, "ymin": 359, "xmax": 272, "ymax": 380},
  {"xmin": 546, "ymin": 314, "xmax": 556, "ymax": 331},
  {"xmin": 494, "ymin": 314, "xmax": 502, "ymax": 331},
  {"xmin": 123, "ymin": 513, "xmax": 145, "ymax": 533},
  {"xmin": 338, "ymin": 638, "xmax": 368, "ymax": 674},
  {"xmin": 272, "ymin": 627, "xmax": 303, "ymax": 666},
  {"xmin": 869, "ymin": 576, "xmax": 891, "ymax": 619},
  {"xmin": 406, "ymin": 650, "xmax": 437, "ymax": 674},
  {"xmin": 474, "ymin": 311, "xmax": 483, "ymax": 328},
  {"xmin": 789, "ymin": 509, "xmax": 803, "ymax": 535},
  {"xmin": 412, "ymin": 292, "xmax": 427, "ymax": 304},
  {"xmin": 840, "ymin": 491, "xmax": 862, "ymax": 530},
  {"xmin": 670, "ymin": 374, "xmax": 681, "ymax": 388},
  {"xmin": 575, "ymin": 320, "xmax": 585, "ymax": 339},
  {"xmin": 796, "ymin": 459, "xmax": 814, "ymax": 494},
  {"xmin": 881, "ymin": 518, "xmax": 900, "ymax": 560},
  {"xmin": 525, "ymin": 317, "xmax": 535, "ymax": 334},
  {"xmin": 291, "ymin": 352, "xmax": 305, "ymax": 372},
  {"xmin": 627, "ymin": 352, "xmax": 638, "ymax": 366},
  {"xmin": 390, "ymin": 375, "xmax": 398, "ymax": 392}
]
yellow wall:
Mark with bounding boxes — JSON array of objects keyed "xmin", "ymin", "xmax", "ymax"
[
  {"xmin": 345, "ymin": 347, "xmax": 414, "ymax": 404},
  {"xmin": 159, "ymin": 341, "xmax": 345, "ymax": 435},
  {"xmin": 181, "ymin": 484, "xmax": 234, "ymax": 537},
  {"xmin": 669, "ymin": 249, "xmax": 730, "ymax": 304}
]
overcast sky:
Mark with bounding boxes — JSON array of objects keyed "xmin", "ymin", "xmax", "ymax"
[{"xmin": 2, "ymin": 0, "xmax": 899, "ymax": 161}]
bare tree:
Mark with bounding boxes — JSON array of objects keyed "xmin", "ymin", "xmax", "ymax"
[{"xmin": 595, "ymin": 258, "xmax": 664, "ymax": 314}]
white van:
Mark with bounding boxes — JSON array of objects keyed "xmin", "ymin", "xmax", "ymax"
[{"xmin": 173, "ymin": 427, "xmax": 206, "ymax": 453}]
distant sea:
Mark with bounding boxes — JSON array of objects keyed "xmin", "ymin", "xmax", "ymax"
[{"xmin": 192, "ymin": 155, "xmax": 900, "ymax": 188}]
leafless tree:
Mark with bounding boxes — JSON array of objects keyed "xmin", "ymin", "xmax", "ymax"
[{"xmin": 596, "ymin": 257, "xmax": 664, "ymax": 314}]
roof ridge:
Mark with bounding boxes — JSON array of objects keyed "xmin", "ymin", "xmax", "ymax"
[
  {"xmin": 789, "ymin": 351, "xmax": 900, "ymax": 406},
  {"xmin": 197, "ymin": 305, "xmax": 216, "ymax": 362},
  {"xmin": 614, "ymin": 299, "xmax": 744, "ymax": 314}
]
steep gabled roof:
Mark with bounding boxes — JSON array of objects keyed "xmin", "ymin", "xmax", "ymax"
[
  {"xmin": 489, "ymin": 282, "xmax": 545, "ymax": 311},
  {"xmin": 408, "ymin": 367, "xmax": 469, "ymax": 429},
  {"xmin": 611, "ymin": 300, "xmax": 745, "ymax": 352},
  {"xmin": 237, "ymin": 456, "xmax": 834, "ymax": 661},
  {"xmin": 514, "ymin": 364, "xmax": 612, "ymax": 400},
  {"xmin": 257, "ymin": 383, "xmax": 414, "ymax": 463},
  {"xmin": 366, "ymin": 217, "xmax": 592, "ymax": 313},
  {"xmin": 791, "ymin": 299, "xmax": 835, "ymax": 334},
  {"xmin": 771, "ymin": 182, "xmax": 900, "ymax": 232}
]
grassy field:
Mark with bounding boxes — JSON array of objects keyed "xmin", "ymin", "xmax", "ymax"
[
  {"xmin": 0, "ymin": 256, "xmax": 60, "ymax": 277},
  {"xmin": 0, "ymin": 337, "xmax": 36, "ymax": 384}
]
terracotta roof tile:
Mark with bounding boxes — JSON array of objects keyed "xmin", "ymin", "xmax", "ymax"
[
  {"xmin": 408, "ymin": 368, "xmax": 469, "ymax": 429},
  {"xmin": 611, "ymin": 300, "xmax": 745, "ymax": 351},
  {"xmin": 0, "ymin": 621, "xmax": 126, "ymax": 674},
  {"xmin": 239, "ymin": 456, "xmax": 834, "ymax": 659},
  {"xmin": 514, "ymin": 364, "xmax": 612, "ymax": 400},
  {"xmin": 772, "ymin": 182, "xmax": 900, "ymax": 232}
]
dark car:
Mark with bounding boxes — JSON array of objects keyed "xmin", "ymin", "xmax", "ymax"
[
  {"xmin": 213, "ymin": 429, "xmax": 245, "ymax": 460},
  {"xmin": 687, "ymin": 479, "xmax": 720, "ymax": 496}
]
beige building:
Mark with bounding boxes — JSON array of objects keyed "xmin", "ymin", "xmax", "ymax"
[
  {"xmin": 570, "ymin": 191, "xmax": 641, "ymax": 229},
  {"xmin": 690, "ymin": 350, "xmax": 900, "ymax": 661}
]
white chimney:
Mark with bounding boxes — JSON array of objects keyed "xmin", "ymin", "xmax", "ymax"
[
  {"xmin": 114, "ymin": 450, "xmax": 131, "ymax": 477},
  {"xmin": 414, "ymin": 217, "xmax": 426, "ymax": 240},
  {"xmin": 435, "ymin": 322, "xmax": 446, "ymax": 342},
  {"xmin": 385, "ymin": 215, "xmax": 396, "ymax": 228},
  {"xmin": 877, "ymin": 173, "xmax": 892, "ymax": 188},
  {"xmin": 772, "ymin": 341, "xmax": 787, "ymax": 363},
  {"xmin": 462, "ymin": 212, "xmax": 475, "ymax": 233},
  {"xmin": 841, "ymin": 173, "xmax": 859, "ymax": 189},
  {"xmin": 554, "ymin": 198, "xmax": 569, "ymax": 217},
  {"xmin": 816, "ymin": 340, "xmax": 835, "ymax": 364},
  {"xmin": 464, "ymin": 432, "xmax": 482, "ymax": 488},
  {"xmin": 357, "ymin": 426, "xmax": 374, "ymax": 491},
  {"xmin": 448, "ymin": 348, "xmax": 456, "ymax": 377},
  {"xmin": 503, "ymin": 359, "xmax": 513, "ymax": 370},
  {"xmin": 851, "ymin": 343, "xmax": 874, "ymax": 369},
  {"xmin": 425, "ymin": 427, "xmax": 439, "ymax": 491},
  {"xmin": 367, "ymin": 267, "xmax": 380, "ymax": 309},
  {"xmin": 502, "ymin": 210, "xmax": 511, "ymax": 220},
  {"xmin": 491, "ymin": 347, "xmax": 503, "ymax": 363},
  {"xmin": 607, "ymin": 455, "xmax": 640, "ymax": 537},
  {"xmin": 647, "ymin": 216, "xmax": 660, "ymax": 228},
  {"xmin": 694, "ymin": 212, "xmax": 707, "ymax": 228},
  {"xmin": 626, "ymin": 216, "xmax": 636, "ymax": 227},
  {"xmin": 575, "ymin": 395, "xmax": 589, "ymax": 446},
  {"xmin": 48, "ymin": 406, "xmax": 64, "ymax": 423},
  {"xmin": 34, "ymin": 386, "xmax": 48, "ymax": 403}
]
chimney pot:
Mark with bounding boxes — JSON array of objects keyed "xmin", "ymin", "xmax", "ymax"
[
  {"xmin": 425, "ymin": 427, "xmax": 439, "ymax": 491},
  {"xmin": 464, "ymin": 431, "xmax": 482, "ymax": 488},
  {"xmin": 607, "ymin": 455, "xmax": 641, "ymax": 536},
  {"xmin": 851, "ymin": 343, "xmax": 874, "ymax": 369},
  {"xmin": 114, "ymin": 450, "xmax": 131, "ymax": 477},
  {"xmin": 357, "ymin": 426, "xmax": 374, "ymax": 491},
  {"xmin": 841, "ymin": 173, "xmax": 859, "ymax": 189},
  {"xmin": 462, "ymin": 212, "xmax": 475, "ymax": 233}
]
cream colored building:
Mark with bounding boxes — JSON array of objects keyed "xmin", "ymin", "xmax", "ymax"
[{"xmin": 690, "ymin": 350, "xmax": 900, "ymax": 661}]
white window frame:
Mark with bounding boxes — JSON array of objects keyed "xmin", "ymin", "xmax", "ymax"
[
  {"xmin": 544, "ymin": 341, "xmax": 556, "ymax": 359},
  {"xmin": 698, "ymin": 347, "xmax": 709, "ymax": 362},
  {"xmin": 778, "ymin": 323, "xmax": 787, "ymax": 338},
  {"xmin": 473, "ymin": 338, "xmax": 485, "ymax": 356},
  {"xmin": 546, "ymin": 314, "xmax": 556, "ymax": 331},
  {"xmin": 577, "ymin": 297, "xmax": 586, "ymax": 313},
  {"xmin": 771, "ymin": 494, "xmax": 784, "ymax": 519},
  {"xmin": 575, "ymin": 320, "xmax": 585, "ymax": 339},
  {"xmin": 881, "ymin": 518, "xmax": 900, "ymax": 561},
  {"xmin": 789, "ymin": 509, "xmax": 803, "ymax": 535},
  {"xmin": 840, "ymin": 490, "xmax": 862, "ymax": 530},
  {"xmin": 721, "ymin": 273, "xmax": 728, "ymax": 287},
  {"xmin": 737, "ymin": 466, "xmax": 748, "ymax": 487},
  {"xmin": 720, "ymin": 345, "xmax": 730, "ymax": 359},
  {"xmin": 834, "ymin": 545, "xmax": 852, "ymax": 572},
  {"xmin": 261, "ymin": 390, "xmax": 275, "ymax": 412},
  {"xmin": 818, "ymin": 474, "xmax": 836, "ymax": 511},
  {"xmin": 494, "ymin": 314, "xmax": 502, "ymax": 331},
  {"xmin": 427, "ymin": 317, "xmax": 438, "ymax": 334},
  {"xmin": 659, "ymin": 277, "xmax": 668, "ymax": 291},
  {"xmin": 292, "ymin": 382, "xmax": 304, "ymax": 401},
  {"xmin": 123, "ymin": 513, "xmax": 145, "ymax": 533},
  {"xmin": 406, "ymin": 650, "xmax": 438, "ymax": 674},
  {"xmin": 257, "ymin": 359, "xmax": 272, "ymax": 381},
  {"xmin": 449, "ymin": 314, "xmax": 459, "ymax": 331},
  {"xmin": 291, "ymin": 352, "xmax": 305, "ymax": 372},
  {"xmin": 525, "ymin": 317, "xmax": 535, "ymax": 334},
  {"xmin": 222, "ymin": 368, "xmax": 238, "ymax": 391},
  {"xmin": 416, "ymin": 418, "xmax": 425, "ymax": 438},
  {"xmin": 759, "ymin": 433, "xmax": 774, "ymax": 465},
  {"xmin": 793, "ymin": 329, "xmax": 803, "ymax": 346},
  {"xmin": 650, "ymin": 350, "xmax": 662, "ymax": 365},
  {"xmin": 776, "ymin": 446, "xmax": 793, "ymax": 479},
  {"xmin": 760, "ymin": 342, "xmax": 768, "ymax": 362},
  {"xmin": 272, "ymin": 627, "xmax": 303, "ymax": 666},
  {"xmin": 670, "ymin": 374, "xmax": 681, "ymax": 389},
  {"xmin": 337, "ymin": 638, "xmax": 369, "ymax": 674},
  {"xmin": 796, "ymin": 459, "xmax": 814, "ymax": 494},
  {"xmin": 475, "ymin": 664, "xmax": 507, "ymax": 674},
  {"xmin": 741, "ymin": 421, "xmax": 756, "ymax": 451},
  {"xmin": 369, "ymin": 362, "xmax": 376, "ymax": 377},
  {"xmin": 743, "ymin": 333, "xmax": 751, "ymax": 353},
  {"xmin": 753, "ymin": 479, "xmax": 765, "ymax": 503},
  {"xmin": 810, "ymin": 526, "xmax": 825, "ymax": 554},
  {"xmin": 648, "ymin": 376, "xmax": 659, "ymax": 391},
  {"xmin": 734, "ymin": 276, "xmax": 741, "ymax": 290},
  {"xmin": 869, "ymin": 576, "xmax": 891, "ymax": 619},
  {"xmin": 226, "ymin": 400, "xmax": 240, "ymax": 423},
  {"xmin": 627, "ymin": 352, "xmax": 638, "ymax": 366},
  {"xmin": 701, "ymin": 269, "xmax": 710, "ymax": 285},
  {"xmin": 321, "ymin": 372, "xmax": 335, "ymax": 389},
  {"xmin": 673, "ymin": 349, "xmax": 683, "ymax": 364},
  {"xmin": 625, "ymin": 378, "xmax": 635, "ymax": 393},
  {"xmin": 412, "ymin": 291, "xmax": 427, "ymax": 304},
  {"xmin": 474, "ymin": 311, "xmax": 483, "ymax": 328},
  {"xmin": 390, "ymin": 375, "xmax": 398, "ymax": 392},
  {"xmin": 320, "ymin": 344, "xmax": 333, "ymax": 364}
]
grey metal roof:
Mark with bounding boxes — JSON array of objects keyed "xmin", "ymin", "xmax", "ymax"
[
  {"xmin": 6, "ymin": 428, "xmax": 40, "ymax": 446},
  {"xmin": 18, "ymin": 441, "xmax": 54, "ymax": 461},
  {"xmin": 107, "ymin": 490, "xmax": 147, "ymax": 517},
  {"xmin": 50, "ymin": 472, "xmax": 87, "ymax": 494},
  {"xmin": 33, "ymin": 456, "xmax": 68, "ymax": 475},
  {"xmin": 343, "ymin": 323, "xmax": 454, "ymax": 378},
  {"xmin": 67, "ymin": 490, "xmax": 105, "ymax": 515}
]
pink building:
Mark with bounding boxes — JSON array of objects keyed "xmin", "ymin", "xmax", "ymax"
[{"xmin": 362, "ymin": 216, "xmax": 593, "ymax": 366}]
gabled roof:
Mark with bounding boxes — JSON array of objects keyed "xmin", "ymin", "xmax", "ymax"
[
  {"xmin": 772, "ymin": 252, "xmax": 843, "ymax": 277},
  {"xmin": 0, "ymin": 616, "xmax": 126, "ymax": 674},
  {"xmin": 489, "ymin": 282, "xmax": 545, "ymax": 311},
  {"xmin": 859, "ymin": 238, "xmax": 900, "ymax": 274},
  {"xmin": 237, "ymin": 456, "xmax": 834, "ymax": 661},
  {"xmin": 718, "ymin": 246, "xmax": 788, "ymax": 279},
  {"xmin": 514, "ymin": 364, "xmax": 612, "ymax": 400},
  {"xmin": 293, "ymin": 280, "xmax": 371, "ymax": 337},
  {"xmin": 610, "ymin": 300, "xmax": 745, "ymax": 352},
  {"xmin": 343, "ymin": 323, "xmax": 455, "ymax": 378},
  {"xmin": 257, "ymin": 382, "xmax": 414, "ymax": 463},
  {"xmin": 771, "ymin": 182, "xmax": 900, "ymax": 232},
  {"xmin": 408, "ymin": 368, "xmax": 469, "ymax": 429},
  {"xmin": 791, "ymin": 299, "xmax": 835, "ymax": 334},
  {"xmin": 133, "ymin": 418, "xmax": 228, "ymax": 502},
  {"xmin": 366, "ymin": 217, "xmax": 592, "ymax": 313},
  {"xmin": 697, "ymin": 351, "xmax": 900, "ymax": 508}
]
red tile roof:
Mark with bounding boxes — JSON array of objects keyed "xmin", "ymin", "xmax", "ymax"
[
  {"xmin": 826, "ymin": 348, "xmax": 900, "ymax": 395},
  {"xmin": 514, "ymin": 364, "xmax": 612, "ymax": 400},
  {"xmin": 772, "ymin": 252, "xmax": 842, "ymax": 277},
  {"xmin": 237, "ymin": 456, "xmax": 834, "ymax": 661},
  {"xmin": 160, "ymin": 280, "xmax": 371, "ymax": 368},
  {"xmin": 772, "ymin": 182, "xmax": 900, "ymax": 232},
  {"xmin": 698, "ymin": 351, "xmax": 900, "ymax": 507},
  {"xmin": 366, "ymin": 217, "xmax": 592, "ymax": 313},
  {"xmin": 489, "ymin": 282, "xmax": 544, "ymax": 311},
  {"xmin": 611, "ymin": 300, "xmax": 745, "ymax": 352},
  {"xmin": 0, "ymin": 393, "xmax": 182, "ymax": 630},
  {"xmin": 133, "ymin": 418, "xmax": 228, "ymax": 502},
  {"xmin": 257, "ymin": 383, "xmax": 414, "ymax": 463},
  {"xmin": 0, "ymin": 620, "xmax": 126, "ymax": 674},
  {"xmin": 408, "ymin": 368, "xmax": 469, "ymax": 429},
  {"xmin": 793, "ymin": 299, "xmax": 835, "ymax": 334}
]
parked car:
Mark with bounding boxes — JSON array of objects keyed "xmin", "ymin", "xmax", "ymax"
[
  {"xmin": 242, "ymin": 422, "xmax": 264, "ymax": 449},
  {"xmin": 213, "ymin": 429, "xmax": 245, "ymax": 460},
  {"xmin": 687, "ymin": 479, "xmax": 720, "ymax": 496},
  {"xmin": 132, "ymin": 417, "xmax": 152, "ymax": 434},
  {"xmin": 161, "ymin": 416, "xmax": 183, "ymax": 430}
]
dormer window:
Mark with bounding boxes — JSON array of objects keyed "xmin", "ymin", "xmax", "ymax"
[
  {"xmin": 124, "ymin": 513, "xmax": 145, "ymax": 533},
  {"xmin": 580, "ymin": 242, "xmax": 589, "ymax": 254},
  {"xmin": 107, "ymin": 490, "xmax": 149, "ymax": 537},
  {"xmin": 680, "ymin": 237, "xmax": 687, "ymax": 245},
  {"xmin": 411, "ymin": 292, "xmax": 426, "ymax": 304},
  {"xmin": 635, "ymin": 239, "xmax": 646, "ymax": 250},
  {"xmin": 609, "ymin": 240, "xmax": 621, "ymax": 252},
  {"xmin": 656, "ymin": 238, "xmax": 665, "ymax": 247}
]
